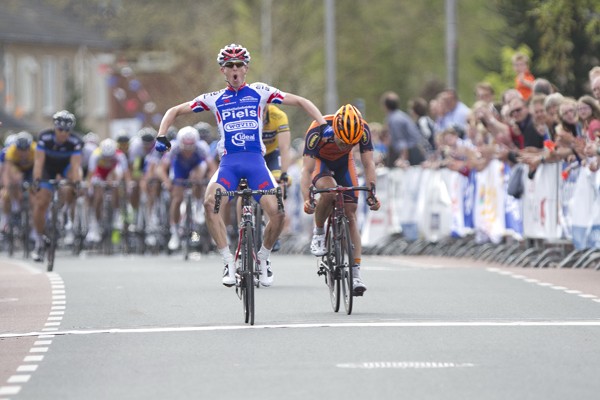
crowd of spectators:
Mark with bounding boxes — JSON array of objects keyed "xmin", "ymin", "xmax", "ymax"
[{"xmin": 375, "ymin": 55, "xmax": 600, "ymax": 178}]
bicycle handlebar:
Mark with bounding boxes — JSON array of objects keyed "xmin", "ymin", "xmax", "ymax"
[
  {"xmin": 214, "ymin": 186, "xmax": 284, "ymax": 214},
  {"xmin": 308, "ymin": 183, "xmax": 376, "ymax": 208}
]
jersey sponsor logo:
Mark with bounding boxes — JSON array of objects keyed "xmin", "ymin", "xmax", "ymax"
[
  {"xmin": 361, "ymin": 131, "xmax": 369, "ymax": 145},
  {"xmin": 225, "ymin": 120, "xmax": 259, "ymax": 133},
  {"xmin": 231, "ymin": 131, "xmax": 258, "ymax": 146},
  {"xmin": 240, "ymin": 95, "xmax": 258, "ymax": 103},
  {"xmin": 221, "ymin": 108, "xmax": 258, "ymax": 119},
  {"xmin": 306, "ymin": 131, "xmax": 320, "ymax": 150}
]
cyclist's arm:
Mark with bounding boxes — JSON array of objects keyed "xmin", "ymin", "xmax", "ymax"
[
  {"xmin": 69, "ymin": 153, "xmax": 82, "ymax": 182},
  {"xmin": 33, "ymin": 149, "xmax": 45, "ymax": 181},
  {"xmin": 278, "ymin": 129, "xmax": 291, "ymax": 175},
  {"xmin": 157, "ymin": 102, "xmax": 194, "ymax": 136},
  {"xmin": 300, "ymin": 155, "xmax": 316, "ymax": 202},
  {"xmin": 359, "ymin": 150, "xmax": 377, "ymax": 190},
  {"xmin": 281, "ymin": 94, "xmax": 327, "ymax": 126}
]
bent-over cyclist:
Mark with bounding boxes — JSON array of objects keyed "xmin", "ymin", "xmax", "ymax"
[{"xmin": 301, "ymin": 104, "xmax": 380, "ymax": 296}]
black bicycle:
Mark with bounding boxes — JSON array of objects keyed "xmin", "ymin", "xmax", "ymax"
[
  {"xmin": 45, "ymin": 179, "xmax": 72, "ymax": 272},
  {"xmin": 5, "ymin": 182, "xmax": 32, "ymax": 258},
  {"xmin": 214, "ymin": 179, "xmax": 284, "ymax": 325},
  {"xmin": 309, "ymin": 183, "xmax": 375, "ymax": 315}
]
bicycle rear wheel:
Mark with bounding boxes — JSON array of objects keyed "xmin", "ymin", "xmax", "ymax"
[
  {"xmin": 337, "ymin": 217, "xmax": 354, "ymax": 315},
  {"xmin": 326, "ymin": 222, "xmax": 340, "ymax": 312},
  {"xmin": 47, "ymin": 199, "xmax": 59, "ymax": 272},
  {"xmin": 242, "ymin": 224, "xmax": 255, "ymax": 325}
]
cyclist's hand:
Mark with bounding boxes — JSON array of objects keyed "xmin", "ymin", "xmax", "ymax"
[
  {"xmin": 304, "ymin": 200, "xmax": 316, "ymax": 215},
  {"xmin": 32, "ymin": 179, "xmax": 41, "ymax": 193},
  {"xmin": 155, "ymin": 135, "xmax": 171, "ymax": 153},
  {"xmin": 367, "ymin": 195, "xmax": 381, "ymax": 211},
  {"xmin": 319, "ymin": 123, "xmax": 334, "ymax": 139}
]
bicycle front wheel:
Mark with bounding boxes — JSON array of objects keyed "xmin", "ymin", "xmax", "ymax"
[
  {"xmin": 47, "ymin": 200, "xmax": 59, "ymax": 272},
  {"xmin": 337, "ymin": 217, "xmax": 354, "ymax": 315},
  {"xmin": 325, "ymin": 222, "xmax": 340, "ymax": 312},
  {"xmin": 242, "ymin": 224, "xmax": 255, "ymax": 325}
]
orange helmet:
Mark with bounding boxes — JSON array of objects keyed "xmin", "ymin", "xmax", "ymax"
[{"xmin": 333, "ymin": 104, "xmax": 364, "ymax": 145}]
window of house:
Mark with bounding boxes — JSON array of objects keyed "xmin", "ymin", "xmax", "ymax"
[
  {"xmin": 4, "ymin": 54, "xmax": 15, "ymax": 113},
  {"xmin": 42, "ymin": 56, "xmax": 57, "ymax": 116},
  {"xmin": 18, "ymin": 56, "xmax": 38, "ymax": 115}
]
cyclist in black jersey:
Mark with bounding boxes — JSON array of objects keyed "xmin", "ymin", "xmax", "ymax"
[{"xmin": 31, "ymin": 110, "xmax": 83, "ymax": 262}]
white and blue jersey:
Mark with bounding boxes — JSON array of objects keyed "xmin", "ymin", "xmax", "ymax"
[
  {"xmin": 162, "ymin": 140, "xmax": 210, "ymax": 183},
  {"xmin": 190, "ymin": 82, "xmax": 285, "ymax": 192},
  {"xmin": 190, "ymin": 82, "xmax": 285, "ymax": 157}
]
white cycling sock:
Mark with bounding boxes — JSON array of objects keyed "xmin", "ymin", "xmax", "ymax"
[
  {"xmin": 219, "ymin": 246, "xmax": 234, "ymax": 266},
  {"xmin": 257, "ymin": 245, "xmax": 271, "ymax": 263},
  {"xmin": 313, "ymin": 226, "xmax": 325, "ymax": 235}
]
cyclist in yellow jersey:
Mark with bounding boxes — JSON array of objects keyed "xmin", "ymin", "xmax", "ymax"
[
  {"xmin": 262, "ymin": 104, "xmax": 291, "ymax": 183},
  {"xmin": 2, "ymin": 131, "xmax": 36, "ymax": 229}
]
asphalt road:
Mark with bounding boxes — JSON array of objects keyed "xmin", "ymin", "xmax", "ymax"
[{"xmin": 1, "ymin": 252, "xmax": 600, "ymax": 400}]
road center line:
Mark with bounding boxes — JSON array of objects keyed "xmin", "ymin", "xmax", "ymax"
[{"xmin": 2, "ymin": 320, "xmax": 600, "ymax": 339}]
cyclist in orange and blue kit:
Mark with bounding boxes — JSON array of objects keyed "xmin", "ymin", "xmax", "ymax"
[{"xmin": 301, "ymin": 104, "xmax": 380, "ymax": 296}]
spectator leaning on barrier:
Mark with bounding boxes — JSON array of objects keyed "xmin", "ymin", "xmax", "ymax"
[
  {"xmin": 543, "ymin": 92, "xmax": 565, "ymax": 139},
  {"xmin": 380, "ymin": 91, "xmax": 425, "ymax": 167},
  {"xmin": 408, "ymin": 97, "xmax": 436, "ymax": 156},
  {"xmin": 577, "ymin": 95, "xmax": 600, "ymax": 141},
  {"xmin": 475, "ymin": 81, "xmax": 496, "ymax": 104},
  {"xmin": 508, "ymin": 96, "xmax": 546, "ymax": 150}
]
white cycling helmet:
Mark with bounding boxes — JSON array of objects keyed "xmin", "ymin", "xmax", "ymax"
[
  {"xmin": 53, "ymin": 110, "xmax": 76, "ymax": 131},
  {"xmin": 217, "ymin": 43, "xmax": 251, "ymax": 66},
  {"xmin": 83, "ymin": 132, "xmax": 100, "ymax": 145},
  {"xmin": 100, "ymin": 138, "xmax": 117, "ymax": 158},
  {"xmin": 177, "ymin": 126, "xmax": 199, "ymax": 148},
  {"xmin": 4, "ymin": 133, "xmax": 17, "ymax": 147}
]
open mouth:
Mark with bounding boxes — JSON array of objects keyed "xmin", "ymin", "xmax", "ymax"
[{"xmin": 233, "ymin": 73, "xmax": 238, "ymax": 80}]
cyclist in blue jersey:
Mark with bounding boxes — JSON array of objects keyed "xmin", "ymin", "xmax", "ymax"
[
  {"xmin": 31, "ymin": 110, "xmax": 83, "ymax": 261},
  {"xmin": 155, "ymin": 43, "xmax": 332, "ymax": 287}
]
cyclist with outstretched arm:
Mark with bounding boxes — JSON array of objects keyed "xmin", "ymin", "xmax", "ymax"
[
  {"xmin": 301, "ymin": 104, "xmax": 381, "ymax": 296},
  {"xmin": 153, "ymin": 43, "xmax": 332, "ymax": 287}
]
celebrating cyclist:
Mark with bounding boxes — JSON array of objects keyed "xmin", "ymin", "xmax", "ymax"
[
  {"xmin": 301, "ymin": 104, "xmax": 381, "ymax": 296},
  {"xmin": 85, "ymin": 138, "xmax": 131, "ymax": 243},
  {"xmin": 156, "ymin": 126, "xmax": 211, "ymax": 251},
  {"xmin": 31, "ymin": 110, "xmax": 83, "ymax": 262},
  {"xmin": 154, "ymin": 43, "xmax": 331, "ymax": 287}
]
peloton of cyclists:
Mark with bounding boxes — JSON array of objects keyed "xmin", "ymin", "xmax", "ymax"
[{"xmin": 301, "ymin": 104, "xmax": 381, "ymax": 296}]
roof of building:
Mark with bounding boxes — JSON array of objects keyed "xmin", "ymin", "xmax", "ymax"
[{"xmin": 0, "ymin": 0, "xmax": 114, "ymax": 49}]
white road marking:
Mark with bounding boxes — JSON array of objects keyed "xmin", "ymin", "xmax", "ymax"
[
  {"xmin": 0, "ymin": 298, "xmax": 19, "ymax": 303},
  {"xmin": 17, "ymin": 365, "xmax": 37, "ymax": 372},
  {"xmin": 7, "ymin": 375, "xmax": 30, "ymax": 384},
  {"xmin": 337, "ymin": 361, "xmax": 475, "ymax": 369},
  {"xmin": 486, "ymin": 268, "xmax": 600, "ymax": 304},
  {"xmin": 23, "ymin": 356, "xmax": 43, "ymax": 362},
  {"xmin": 33, "ymin": 340, "xmax": 52, "ymax": 346},
  {"xmin": 0, "ymin": 386, "xmax": 21, "ymax": 395},
  {"xmin": 2, "ymin": 320, "xmax": 600, "ymax": 339}
]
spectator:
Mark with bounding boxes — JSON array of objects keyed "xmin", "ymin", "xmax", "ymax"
[
  {"xmin": 437, "ymin": 88, "xmax": 471, "ymax": 137},
  {"xmin": 512, "ymin": 52, "xmax": 535, "ymax": 101},
  {"xmin": 555, "ymin": 97, "xmax": 582, "ymax": 138},
  {"xmin": 408, "ymin": 97, "xmax": 436, "ymax": 155},
  {"xmin": 532, "ymin": 78, "xmax": 554, "ymax": 96},
  {"xmin": 380, "ymin": 91, "xmax": 425, "ymax": 167},
  {"xmin": 501, "ymin": 88, "xmax": 523, "ymax": 106},
  {"xmin": 591, "ymin": 76, "xmax": 600, "ymax": 101},
  {"xmin": 544, "ymin": 92, "xmax": 565, "ymax": 139},
  {"xmin": 577, "ymin": 95, "xmax": 600, "ymax": 141},
  {"xmin": 368, "ymin": 121, "xmax": 387, "ymax": 167},
  {"xmin": 508, "ymin": 96, "xmax": 546, "ymax": 149},
  {"xmin": 475, "ymin": 82, "xmax": 495, "ymax": 104},
  {"xmin": 588, "ymin": 66, "xmax": 600, "ymax": 86},
  {"xmin": 529, "ymin": 94, "xmax": 552, "ymax": 141}
]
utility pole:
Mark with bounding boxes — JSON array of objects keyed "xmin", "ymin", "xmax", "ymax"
[
  {"xmin": 324, "ymin": 0, "xmax": 338, "ymax": 114},
  {"xmin": 445, "ymin": 0, "xmax": 457, "ymax": 90},
  {"xmin": 261, "ymin": 0, "xmax": 272, "ymax": 83}
]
